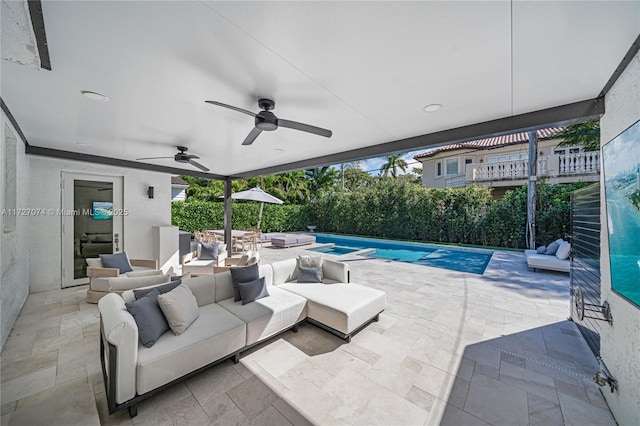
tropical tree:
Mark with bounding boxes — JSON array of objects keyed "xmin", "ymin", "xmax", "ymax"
[
  {"xmin": 380, "ymin": 154, "xmax": 408, "ymax": 178},
  {"xmin": 555, "ymin": 120, "xmax": 600, "ymax": 151},
  {"xmin": 305, "ymin": 166, "xmax": 340, "ymax": 194}
]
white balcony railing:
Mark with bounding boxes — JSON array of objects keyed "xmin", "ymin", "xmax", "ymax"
[
  {"xmin": 558, "ymin": 151, "xmax": 600, "ymax": 175},
  {"xmin": 469, "ymin": 151, "xmax": 600, "ymax": 183},
  {"xmin": 444, "ymin": 174, "xmax": 466, "ymax": 188}
]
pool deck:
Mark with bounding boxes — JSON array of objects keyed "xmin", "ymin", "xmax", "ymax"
[{"xmin": 1, "ymin": 243, "xmax": 615, "ymax": 425}]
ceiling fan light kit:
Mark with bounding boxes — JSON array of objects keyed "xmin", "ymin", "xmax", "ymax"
[{"xmin": 205, "ymin": 98, "xmax": 333, "ymax": 146}]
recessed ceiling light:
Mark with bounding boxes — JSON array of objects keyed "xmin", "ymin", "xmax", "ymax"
[
  {"xmin": 81, "ymin": 91, "xmax": 109, "ymax": 102},
  {"xmin": 423, "ymin": 103, "xmax": 442, "ymax": 113}
]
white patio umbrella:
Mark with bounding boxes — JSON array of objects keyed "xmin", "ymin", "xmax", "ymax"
[{"xmin": 231, "ymin": 186, "xmax": 284, "ymax": 229}]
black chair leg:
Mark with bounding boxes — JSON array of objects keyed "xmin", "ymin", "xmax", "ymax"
[{"xmin": 128, "ymin": 404, "xmax": 138, "ymax": 418}]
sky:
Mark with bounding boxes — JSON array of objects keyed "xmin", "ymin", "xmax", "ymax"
[{"xmin": 331, "ymin": 148, "xmax": 429, "ymax": 176}]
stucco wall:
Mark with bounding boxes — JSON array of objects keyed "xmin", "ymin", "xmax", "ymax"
[
  {"xmin": 599, "ymin": 49, "xmax": 640, "ymax": 425},
  {"xmin": 27, "ymin": 156, "xmax": 172, "ymax": 293},
  {"xmin": 0, "ymin": 118, "xmax": 30, "ymax": 349}
]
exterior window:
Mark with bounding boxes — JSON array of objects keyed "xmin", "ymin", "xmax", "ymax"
[
  {"xmin": 435, "ymin": 161, "xmax": 442, "ymax": 177},
  {"xmin": 464, "ymin": 158, "xmax": 473, "ymax": 171},
  {"xmin": 486, "ymin": 153, "xmax": 528, "ymax": 163},
  {"xmin": 446, "ymin": 158, "xmax": 459, "ymax": 175}
]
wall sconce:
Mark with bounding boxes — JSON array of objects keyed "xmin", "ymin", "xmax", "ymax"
[
  {"xmin": 539, "ymin": 151, "xmax": 544, "ymax": 156},
  {"xmin": 147, "ymin": 186, "xmax": 154, "ymax": 199}
]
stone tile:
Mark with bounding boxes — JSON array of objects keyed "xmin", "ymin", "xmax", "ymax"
[
  {"xmin": 1, "ymin": 366, "xmax": 57, "ymax": 403},
  {"xmin": 307, "ymin": 346, "xmax": 372, "ymax": 376},
  {"xmin": 401, "ymin": 355, "xmax": 424, "ymax": 373},
  {"xmin": 528, "ymin": 393, "xmax": 563, "ymax": 426},
  {"xmin": 167, "ymin": 394, "xmax": 210, "ymax": 425},
  {"xmin": 447, "ymin": 377, "xmax": 470, "ymax": 409},
  {"xmin": 440, "ymin": 403, "xmax": 490, "ymax": 426},
  {"xmin": 501, "ymin": 351, "xmax": 526, "ymax": 368},
  {"xmin": 0, "ymin": 350, "xmax": 58, "ymax": 383},
  {"xmin": 558, "ymin": 392, "xmax": 616, "ymax": 425},
  {"xmin": 462, "ymin": 344, "xmax": 501, "ymax": 369},
  {"xmin": 232, "ymin": 360, "xmax": 255, "ymax": 380},
  {"xmin": 249, "ymin": 405, "xmax": 292, "ymax": 426},
  {"xmin": 248, "ymin": 339, "xmax": 308, "ymax": 378},
  {"xmin": 499, "ymin": 360, "xmax": 558, "ymax": 403},
  {"xmin": 133, "ymin": 382, "xmax": 192, "ymax": 422},
  {"xmin": 405, "ymin": 386, "xmax": 437, "ymax": 412},
  {"xmin": 273, "ymin": 398, "xmax": 313, "ymax": 426},
  {"xmin": 227, "ymin": 375, "xmax": 279, "ymax": 420},
  {"xmin": 363, "ymin": 356, "xmax": 418, "ymax": 397},
  {"xmin": 350, "ymin": 391, "xmax": 428, "ymax": 425},
  {"xmin": 202, "ymin": 393, "xmax": 248, "ymax": 426},
  {"xmin": 340, "ymin": 342, "xmax": 382, "ymax": 366},
  {"xmin": 185, "ymin": 361, "xmax": 245, "ymax": 407},
  {"xmin": 464, "ymin": 372, "xmax": 529, "ymax": 426},
  {"xmin": 413, "ymin": 363, "xmax": 456, "ymax": 401},
  {"xmin": 277, "ymin": 359, "xmax": 333, "ymax": 390},
  {"xmin": 554, "ymin": 378, "xmax": 590, "ymax": 404},
  {"xmin": 10, "ymin": 378, "xmax": 99, "ymax": 425},
  {"xmin": 474, "ymin": 362, "xmax": 500, "ymax": 380}
]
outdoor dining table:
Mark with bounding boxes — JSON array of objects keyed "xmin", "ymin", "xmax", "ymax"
[{"xmin": 208, "ymin": 229, "xmax": 256, "ymax": 252}]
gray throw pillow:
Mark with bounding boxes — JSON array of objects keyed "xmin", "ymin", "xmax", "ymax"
[
  {"xmin": 100, "ymin": 252, "xmax": 133, "ymax": 273},
  {"xmin": 298, "ymin": 266, "xmax": 323, "ymax": 283},
  {"xmin": 545, "ymin": 241, "xmax": 560, "ymax": 255},
  {"xmin": 199, "ymin": 242, "xmax": 220, "ymax": 260},
  {"xmin": 125, "ymin": 288, "xmax": 169, "ymax": 348},
  {"xmin": 536, "ymin": 245, "xmax": 547, "ymax": 254},
  {"xmin": 230, "ymin": 263, "xmax": 259, "ymax": 302},
  {"xmin": 133, "ymin": 279, "xmax": 182, "ymax": 300},
  {"xmin": 238, "ymin": 277, "xmax": 269, "ymax": 305}
]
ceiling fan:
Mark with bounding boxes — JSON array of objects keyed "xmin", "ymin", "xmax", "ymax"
[
  {"xmin": 205, "ymin": 98, "xmax": 332, "ymax": 146},
  {"xmin": 136, "ymin": 146, "xmax": 209, "ymax": 171}
]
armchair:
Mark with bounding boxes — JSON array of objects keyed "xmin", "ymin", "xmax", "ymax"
[
  {"xmin": 86, "ymin": 254, "xmax": 160, "ymax": 303},
  {"xmin": 181, "ymin": 243, "xmax": 228, "ymax": 275}
]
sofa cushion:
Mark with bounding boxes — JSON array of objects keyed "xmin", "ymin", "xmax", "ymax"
[
  {"xmin": 86, "ymin": 258, "xmax": 104, "ymax": 268},
  {"xmin": 238, "ymin": 277, "xmax": 269, "ymax": 305},
  {"xmin": 536, "ymin": 245, "xmax": 547, "ymax": 254},
  {"xmin": 100, "ymin": 252, "xmax": 133, "ymax": 273},
  {"xmin": 109, "ymin": 274, "xmax": 171, "ymax": 292},
  {"xmin": 525, "ymin": 251, "xmax": 570, "ymax": 272},
  {"xmin": 133, "ymin": 279, "xmax": 182, "ymax": 300},
  {"xmin": 125, "ymin": 289, "xmax": 169, "ymax": 348},
  {"xmin": 158, "ymin": 285, "xmax": 200, "ymax": 335},
  {"xmin": 199, "ymin": 242, "xmax": 221, "ymax": 260},
  {"xmin": 218, "ymin": 287, "xmax": 306, "ymax": 345},
  {"xmin": 214, "ymin": 265, "xmax": 273, "ymax": 303},
  {"xmin": 126, "ymin": 269, "xmax": 164, "ymax": 278},
  {"xmin": 555, "ymin": 241, "xmax": 571, "ymax": 260},
  {"xmin": 544, "ymin": 241, "xmax": 560, "ymax": 255},
  {"xmin": 271, "ymin": 258, "xmax": 298, "ymax": 285},
  {"xmin": 279, "ymin": 283, "xmax": 386, "ymax": 335},
  {"xmin": 136, "ymin": 303, "xmax": 246, "ymax": 395},
  {"xmin": 298, "ymin": 266, "xmax": 323, "ymax": 283},
  {"xmin": 230, "ymin": 263, "xmax": 259, "ymax": 302}
]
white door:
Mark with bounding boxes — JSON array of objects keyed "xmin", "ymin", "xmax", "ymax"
[{"xmin": 61, "ymin": 172, "xmax": 124, "ymax": 288}]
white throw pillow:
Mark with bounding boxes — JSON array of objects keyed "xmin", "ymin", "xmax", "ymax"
[
  {"xmin": 555, "ymin": 241, "xmax": 571, "ymax": 260},
  {"xmin": 157, "ymin": 284, "xmax": 200, "ymax": 335},
  {"xmin": 86, "ymin": 258, "xmax": 104, "ymax": 268}
]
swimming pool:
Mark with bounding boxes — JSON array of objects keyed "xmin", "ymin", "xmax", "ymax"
[{"xmin": 309, "ymin": 234, "xmax": 493, "ymax": 274}]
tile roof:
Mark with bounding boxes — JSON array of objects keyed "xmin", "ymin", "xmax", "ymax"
[
  {"xmin": 171, "ymin": 176, "xmax": 188, "ymax": 185},
  {"xmin": 413, "ymin": 127, "xmax": 562, "ymax": 159}
]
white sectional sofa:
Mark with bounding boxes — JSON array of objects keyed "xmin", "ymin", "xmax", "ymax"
[
  {"xmin": 98, "ymin": 257, "xmax": 386, "ymax": 417},
  {"xmin": 524, "ymin": 240, "xmax": 571, "ymax": 273}
]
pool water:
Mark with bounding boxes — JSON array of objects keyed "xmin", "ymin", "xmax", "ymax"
[{"xmin": 310, "ymin": 234, "xmax": 493, "ymax": 274}]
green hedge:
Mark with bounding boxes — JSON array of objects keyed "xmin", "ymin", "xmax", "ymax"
[
  {"xmin": 308, "ymin": 180, "xmax": 587, "ymax": 249},
  {"xmin": 172, "ymin": 181, "xmax": 587, "ymax": 249},
  {"xmin": 171, "ymin": 200, "xmax": 310, "ymax": 233}
]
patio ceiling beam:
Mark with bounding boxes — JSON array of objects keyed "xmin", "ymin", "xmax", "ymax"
[
  {"xmin": 28, "ymin": 0, "xmax": 51, "ymax": 71},
  {"xmin": 25, "ymin": 145, "xmax": 227, "ymax": 180},
  {"xmin": 230, "ymin": 97, "xmax": 604, "ymax": 179}
]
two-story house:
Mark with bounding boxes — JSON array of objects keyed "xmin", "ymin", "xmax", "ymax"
[{"xmin": 413, "ymin": 127, "xmax": 600, "ymax": 197}]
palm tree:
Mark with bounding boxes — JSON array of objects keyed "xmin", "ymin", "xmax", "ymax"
[
  {"xmin": 380, "ymin": 154, "xmax": 408, "ymax": 178},
  {"xmin": 305, "ymin": 167, "xmax": 339, "ymax": 194}
]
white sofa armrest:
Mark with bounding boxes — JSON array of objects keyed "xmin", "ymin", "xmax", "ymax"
[
  {"xmin": 98, "ymin": 293, "xmax": 138, "ymax": 404},
  {"xmin": 323, "ymin": 258, "xmax": 349, "ymax": 283}
]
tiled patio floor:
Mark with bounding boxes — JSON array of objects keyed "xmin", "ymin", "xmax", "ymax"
[{"xmin": 1, "ymin": 244, "xmax": 616, "ymax": 425}]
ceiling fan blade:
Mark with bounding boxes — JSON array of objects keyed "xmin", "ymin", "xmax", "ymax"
[
  {"xmin": 183, "ymin": 154, "xmax": 200, "ymax": 159},
  {"xmin": 242, "ymin": 127, "xmax": 263, "ymax": 145},
  {"xmin": 278, "ymin": 119, "xmax": 332, "ymax": 138},
  {"xmin": 136, "ymin": 156, "xmax": 173, "ymax": 160},
  {"xmin": 188, "ymin": 159, "xmax": 210, "ymax": 172},
  {"xmin": 205, "ymin": 101, "xmax": 256, "ymax": 117}
]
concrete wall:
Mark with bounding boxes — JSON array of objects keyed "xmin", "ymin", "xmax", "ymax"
[
  {"xmin": 0, "ymin": 118, "xmax": 30, "ymax": 349},
  {"xmin": 27, "ymin": 156, "xmax": 173, "ymax": 293},
  {"xmin": 599, "ymin": 49, "xmax": 640, "ymax": 425}
]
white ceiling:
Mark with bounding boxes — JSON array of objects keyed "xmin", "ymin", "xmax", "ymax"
[{"xmin": 1, "ymin": 1, "xmax": 639, "ymax": 178}]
